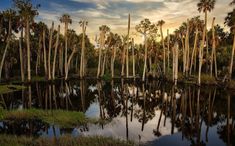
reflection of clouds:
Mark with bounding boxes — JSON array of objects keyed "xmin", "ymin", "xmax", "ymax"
[{"xmin": 81, "ymin": 110, "xmax": 178, "ymax": 143}]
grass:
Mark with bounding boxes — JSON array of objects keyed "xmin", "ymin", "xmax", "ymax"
[
  {"xmin": 0, "ymin": 84, "xmax": 26, "ymax": 94},
  {"xmin": 0, "ymin": 135, "xmax": 135, "ymax": 146},
  {"xmin": 0, "ymin": 109, "xmax": 86, "ymax": 128}
]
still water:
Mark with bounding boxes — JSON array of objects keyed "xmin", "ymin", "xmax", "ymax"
[{"xmin": 0, "ymin": 79, "xmax": 234, "ymax": 146}]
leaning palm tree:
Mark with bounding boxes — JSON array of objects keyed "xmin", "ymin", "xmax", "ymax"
[
  {"xmin": 79, "ymin": 20, "xmax": 88, "ymax": 78},
  {"xmin": 197, "ymin": 0, "xmax": 216, "ymax": 72},
  {"xmin": 157, "ymin": 20, "xmax": 166, "ymax": 75},
  {"xmin": 52, "ymin": 25, "xmax": 60, "ymax": 80},
  {"xmin": 14, "ymin": 0, "xmax": 39, "ymax": 82},
  {"xmin": 60, "ymin": 14, "xmax": 72, "ymax": 79},
  {"xmin": 0, "ymin": 9, "xmax": 16, "ymax": 82},
  {"xmin": 97, "ymin": 25, "xmax": 110, "ymax": 78}
]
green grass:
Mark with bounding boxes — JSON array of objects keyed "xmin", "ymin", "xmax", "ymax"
[
  {"xmin": 0, "ymin": 85, "xmax": 26, "ymax": 94},
  {"xmin": 0, "ymin": 109, "xmax": 86, "ymax": 128},
  {"xmin": 0, "ymin": 135, "xmax": 135, "ymax": 146}
]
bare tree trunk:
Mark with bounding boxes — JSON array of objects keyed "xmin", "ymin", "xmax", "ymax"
[
  {"xmin": 43, "ymin": 28, "xmax": 48, "ymax": 79},
  {"xmin": 185, "ymin": 20, "xmax": 190, "ymax": 77},
  {"xmin": 198, "ymin": 27, "xmax": 206, "ymax": 86},
  {"xmin": 64, "ymin": 22, "xmax": 68, "ymax": 80},
  {"xmin": 48, "ymin": 22, "xmax": 54, "ymax": 80},
  {"xmin": 52, "ymin": 25, "xmax": 60, "ymax": 80},
  {"xmin": 132, "ymin": 39, "xmax": 135, "ymax": 78},
  {"xmin": 65, "ymin": 47, "xmax": 77, "ymax": 80},
  {"xmin": 36, "ymin": 34, "xmax": 42, "ymax": 76},
  {"xmin": 210, "ymin": 17, "xmax": 217, "ymax": 78},
  {"xmin": 111, "ymin": 47, "xmax": 117, "ymax": 78},
  {"xmin": 167, "ymin": 29, "xmax": 170, "ymax": 73},
  {"xmin": 80, "ymin": 22, "xmax": 86, "ymax": 78},
  {"xmin": 160, "ymin": 26, "xmax": 166, "ymax": 75},
  {"xmin": 19, "ymin": 28, "xmax": 25, "ymax": 82},
  {"xmin": 59, "ymin": 45, "xmax": 63, "ymax": 76},
  {"xmin": 26, "ymin": 19, "xmax": 31, "ymax": 82},
  {"xmin": 173, "ymin": 43, "xmax": 179, "ymax": 85},
  {"xmin": 121, "ymin": 46, "xmax": 126, "ymax": 77},
  {"xmin": 190, "ymin": 28, "xmax": 199, "ymax": 75},
  {"xmin": 142, "ymin": 34, "xmax": 147, "ymax": 81},
  {"xmin": 229, "ymin": 31, "xmax": 235, "ymax": 79},
  {"xmin": 0, "ymin": 18, "xmax": 11, "ymax": 82},
  {"xmin": 97, "ymin": 32, "xmax": 104, "ymax": 78},
  {"xmin": 126, "ymin": 14, "xmax": 130, "ymax": 78}
]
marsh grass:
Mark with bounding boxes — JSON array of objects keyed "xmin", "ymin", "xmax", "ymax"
[
  {"xmin": 0, "ymin": 135, "xmax": 135, "ymax": 146},
  {"xmin": 0, "ymin": 109, "xmax": 86, "ymax": 128},
  {"xmin": 0, "ymin": 85, "xmax": 26, "ymax": 94}
]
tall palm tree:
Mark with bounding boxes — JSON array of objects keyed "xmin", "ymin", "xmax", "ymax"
[
  {"xmin": 60, "ymin": 14, "xmax": 72, "ymax": 79},
  {"xmin": 14, "ymin": 0, "xmax": 39, "ymax": 82},
  {"xmin": 0, "ymin": 9, "xmax": 16, "ymax": 82},
  {"xmin": 97, "ymin": 25, "xmax": 110, "ymax": 78},
  {"xmin": 126, "ymin": 14, "xmax": 131, "ymax": 78},
  {"xmin": 157, "ymin": 20, "xmax": 166, "ymax": 75},
  {"xmin": 79, "ymin": 20, "xmax": 88, "ymax": 78},
  {"xmin": 225, "ymin": 9, "xmax": 235, "ymax": 79},
  {"xmin": 197, "ymin": 0, "xmax": 216, "ymax": 72},
  {"xmin": 52, "ymin": 25, "xmax": 60, "ymax": 80},
  {"xmin": 48, "ymin": 22, "xmax": 54, "ymax": 80}
]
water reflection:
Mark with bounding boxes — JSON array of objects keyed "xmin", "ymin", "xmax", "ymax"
[{"xmin": 0, "ymin": 79, "xmax": 234, "ymax": 146}]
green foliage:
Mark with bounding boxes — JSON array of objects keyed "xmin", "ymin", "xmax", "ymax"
[{"xmin": 102, "ymin": 72, "xmax": 112, "ymax": 81}]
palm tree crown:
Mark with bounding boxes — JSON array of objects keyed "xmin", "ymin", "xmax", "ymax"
[{"xmin": 197, "ymin": 0, "xmax": 216, "ymax": 13}]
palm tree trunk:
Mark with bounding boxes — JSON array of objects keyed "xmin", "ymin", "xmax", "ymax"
[
  {"xmin": 52, "ymin": 25, "xmax": 60, "ymax": 80},
  {"xmin": 142, "ymin": 34, "xmax": 147, "ymax": 81},
  {"xmin": 64, "ymin": 22, "xmax": 68, "ymax": 80},
  {"xmin": 126, "ymin": 14, "xmax": 130, "ymax": 78},
  {"xmin": 160, "ymin": 26, "xmax": 166, "ymax": 75},
  {"xmin": 26, "ymin": 19, "xmax": 31, "ymax": 82},
  {"xmin": 198, "ymin": 27, "xmax": 206, "ymax": 86},
  {"xmin": 97, "ymin": 32, "xmax": 104, "ymax": 78},
  {"xmin": 80, "ymin": 23, "xmax": 86, "ymax": 78},
  {"xmin": 132, "ymin": 39, "xmax": 135, "ymax": 78},
  {"xmin": 65, "ymin": 47, "xmax": 76, "ymax": 80},
  {"xmin": 205, "ymin": 11, "xmax": 209, "ymax": 73},
  {"xmin": 19, "ymin": 28, "xmax": 25, "ymax": 82},
  {"xmin": 210, "ymin": 18, "xmax": 216, "ymax": 77},
  {"xmin": 48, "ymin": 22, "xmax": 54, "ymax": 80},
  {"xmin": 167, "ymin": 29, "xmax": 170, "ymax": 73},
  {"xmin": 0, "ymin": 18, "xmax": 11, "ymax": 82},
  {"xmin": 43, "ymin": 28, "xmax": 47, "ymax": 79},
  {"xmin": 229, "ymin": 31, "xmax": 235, "ymax": 79},
  {"xmin": 59, "ymin": 45, "xmax": 63, "ymax": 76},
  {"xmin": 36, "ymin": 35, "xmax": 42, "ymax": 76},
  {"xmin": 185, "ymin": 20, "xmax": 190, "ymax": 76},
  {"xmin": 190, "ymin": 28, "xmax": 199, "ymax": 75}
]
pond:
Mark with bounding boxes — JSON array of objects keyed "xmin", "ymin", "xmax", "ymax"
[{"xmin": 0, "ymin": 79, "xmax": 234, "ymax": 146}]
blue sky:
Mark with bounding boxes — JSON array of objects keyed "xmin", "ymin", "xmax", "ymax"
[{"xmin": 0, "ymin": 0, "xmax": 233, "ymax": 43}]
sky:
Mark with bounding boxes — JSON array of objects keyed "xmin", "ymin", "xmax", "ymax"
[{"xmin": 0, "ymin": 0, "xmax": 233, "ymax": 43}]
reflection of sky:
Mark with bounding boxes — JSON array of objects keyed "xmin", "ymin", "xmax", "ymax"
[{"xmin": 85, "ymin": 99, "xmax": 100, "ymax": 118}]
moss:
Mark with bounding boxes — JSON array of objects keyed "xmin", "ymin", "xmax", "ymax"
[
  {"xmin": 0, "ymin": 109, "xmax": 86, "ymax": 128},
  {"xmin": 0, "ymin": 85, "xmax": 26, "ymax": 94},
  {"xmin": 0, "ymin": 135, "xmax": 135, "ymax": 146}
]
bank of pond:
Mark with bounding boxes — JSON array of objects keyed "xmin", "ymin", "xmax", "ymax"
[{"xmin": 0, "ymin": 79, "xmax": 234, "ymax": 146}]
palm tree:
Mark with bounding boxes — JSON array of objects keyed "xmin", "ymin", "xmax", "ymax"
[
  {"xmin": 0, "ymin": 9, "xmax": 16, "ymax": 82},
  {"xmin": 97, "ymin": 25, "xmax": 110, "ymax": 78},
  {"xmin": 157, "ymin": 20, "xmax": 166, "ymax": 75},
  {"xmin": 225, "ymin": 9, "xmax": 235, "ymax": 79},
  {"xmin": 14, "ymin": 0, "xmax": 39, "ymax": 82},
  {"xmin": 60, "ymin": 14, "xmax": 72, "ymax": 79},
  {"xmin": 52, "ymin": 25, "xmax": 60, "ymax": 80},
  {"xmin": 136, "ymin": 19, "xmax": 158, "ymax": 81},
  {"xmin": 48, "ymin": 22, "xmax": 54, "ymax": 80},
  {"xmin": 197, "ymin": 0, "xmax": 216, "ymax": 72},
  {"xmin": 79, "ymin": 20, "xmax": 88, "ymax": 78},
  {"xmin": 126, "ymin": 14, "xmax": 131, "ymax": 78}
]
